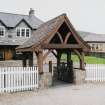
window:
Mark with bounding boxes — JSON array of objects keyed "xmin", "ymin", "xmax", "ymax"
[
  {"xmin": 21, "ymin": 29, "xmax": 25, "ymax": 36},
  {"xmin": 100, "ymin": 44, "xmax": 103, "ymax": 51},
  {"xmin": 16, "ymin": 28, "xmax": 30, "ymax": 37},
  {"xmin": 26, "ymin": 29, "xmax": 30, "ymax": 37},
  {"xmin": 0, "ymin": 27, "xmax": 5, "ymax": 37},
  {"xmin": 91, "ymin": 44, "xmax": 95, "ymax": 51},
  {"xmin": 96, "ymin": 44, "xmax": 98, "ymax": 50},
  {"xmin": 17, "ymin": 29, "xmax": 20, "ymax": 36}
]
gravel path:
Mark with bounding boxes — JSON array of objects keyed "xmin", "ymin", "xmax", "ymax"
[{"xmin": 0, "ymin": 83, "xmax": 105, "ymax": 105}]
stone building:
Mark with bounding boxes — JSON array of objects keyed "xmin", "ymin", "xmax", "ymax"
[
  {"xmin": 0, "ymin": 9, "xmax": 43, "ymax": 61},
  {"xmin": 79, "ymin": 31, "xmax": 105, "ymax": 52}
]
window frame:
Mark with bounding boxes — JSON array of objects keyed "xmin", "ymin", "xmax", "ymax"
[
  {"xmin": 16, "ymin": 28, "xmax": 31, "ymax": 38},
  {"xmin": 0, "ymin": 26, "xmax": 5, "ymax": 37},
  {"xmin": 25, "ymin": 28, "xmax": 31, "ymax": 38},
  {"xmin": 16, "ymin": 28, "xmax": 21, "ymax": 37},
  {"xmin": 21, "ymin": 28, "xmax": 25, "ymax": 37}
]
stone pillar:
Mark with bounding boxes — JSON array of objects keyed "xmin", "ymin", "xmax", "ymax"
[
  {"xmin": 37, "ymin": 52, "xmax": 53, "ymax": 88},
  {"xmin": 39, "ymin": 72, "xmax": 53, "ymax": 89},
  {"xmin": 74, "ymin": 69, "xmax": 86, "ymax": 84}
]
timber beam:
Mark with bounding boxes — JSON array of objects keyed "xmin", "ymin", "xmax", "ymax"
[
  {"xmin": 41, "ymin": 44, "xmax": 82, "ymax": 49},
  {"xmin": 64, "ymin": 32, "xmax": 71, "ymax": 44},
  {"xmin": 57, "ymin": 32, "xmax": 63, "ymax": 43}
]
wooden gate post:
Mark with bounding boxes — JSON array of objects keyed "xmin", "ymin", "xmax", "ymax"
[
  {"xmin": 37, "ymin": 51, "xmax": 43, "ymax": 74},
  {"xmin": 80, "ymin": 51, "xmax": 85, "ymax": 70}
]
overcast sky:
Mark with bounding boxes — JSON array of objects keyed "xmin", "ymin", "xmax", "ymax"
[{"xmin": 0, "ymin": 0, "xmax": 105, "ymax": 34}]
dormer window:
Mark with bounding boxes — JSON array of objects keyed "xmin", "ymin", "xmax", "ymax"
[
  {"xmin": 16, "ymin": 28, "xmax": 31, "ymax": 37},
  {"xmin": 0, "ymin": 26, "xmax": 5, "ymax": 37}
]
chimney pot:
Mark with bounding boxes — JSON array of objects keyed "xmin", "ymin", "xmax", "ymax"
[{"xmin": 29, "ymin": 8, "xmax": 35, "ymax": 16}]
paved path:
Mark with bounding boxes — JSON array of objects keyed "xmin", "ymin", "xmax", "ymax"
[{"xmin": 0, "ymin": 83, "xmax": 105, "ymax": 105}]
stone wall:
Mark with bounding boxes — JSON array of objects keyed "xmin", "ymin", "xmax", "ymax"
[
  {"xmin": 52, "ymin": 67, "xmax": 86, "ymax": 84},
  {"xmin": 0, "ymin": 60, "xmax": 23, "ymax": 67}
]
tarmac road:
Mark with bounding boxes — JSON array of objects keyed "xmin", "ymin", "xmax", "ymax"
[{"xmin": 0, "ymin": 83, "xmax": 105, "ymax": 105}]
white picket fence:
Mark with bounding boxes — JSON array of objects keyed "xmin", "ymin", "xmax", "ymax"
[
  {"xmin": 0, "ymin": 67, "xmax": 38, "ymax": 93},
  {"xmin": 85, "ymin": 64, "xmax": 105, "ymax": 81}
]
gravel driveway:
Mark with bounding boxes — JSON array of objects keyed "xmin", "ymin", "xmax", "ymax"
[{"xmin": 0, "ymin": 83, "xmax": 105, "ymax": 105}]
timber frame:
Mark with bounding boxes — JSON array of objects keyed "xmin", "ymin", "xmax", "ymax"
[{"xmin": 16, "ymin": 14, "xmax": 90, "ymax": 74}]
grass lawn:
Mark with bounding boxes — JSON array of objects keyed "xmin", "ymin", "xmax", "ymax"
[{"xmin": 61, "ymin": 54, "xmax": 105, "ymax": 64}]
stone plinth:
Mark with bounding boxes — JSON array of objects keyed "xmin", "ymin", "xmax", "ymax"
[
  {"xmin": 39, "ymin": 72, "xmax": 53, "ymax": 89},
  {"xmin": 74, "ymin": 69, "xmax": 86, "ymax": 84}
]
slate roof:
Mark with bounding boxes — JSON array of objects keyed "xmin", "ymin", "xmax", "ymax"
[
  {"xmin": 84, "ymin": 34, "xmax": 105, "ymax": 42},
  {"xmin": 77, "ymin": 31, "xmax": 95, "ymax": 39},
  {"xmin": 0, "ymin": 12, "xmax": 43, "ymax": 46},
  {"xmin": 17, "ymin": 14, "xmax": 65, "ymax": 49},
  {"xmin": 17, "ymin": 13, "xmax": 90, "ymax": 51},
  {"xmin": 0, "ymin": 12, "xmax": 43, "ymax": 29}
]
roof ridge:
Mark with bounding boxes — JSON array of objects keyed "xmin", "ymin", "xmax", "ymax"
[
  {"xmin": 0, "ymin": 11, "xmax": 29, "ymax": 16},
  {"xmin": 78, "ymin": 30, "xmax": 105, "ymax": 35},
  {"xmin": 39, "ymin": 13, "xmax": 66, "ymax": 27}
]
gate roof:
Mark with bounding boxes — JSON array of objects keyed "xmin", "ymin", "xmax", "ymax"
[{"xmin": 16, "ymin": 14, "xmax": 90, "ymax": 52}]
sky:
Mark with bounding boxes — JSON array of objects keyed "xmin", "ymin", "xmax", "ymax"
[{"xmin": 0, "ymin": 0, "xmax": 105, "ymax": 34}]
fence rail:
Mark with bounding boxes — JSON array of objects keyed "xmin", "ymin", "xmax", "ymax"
[
  {"xmin": 85, "ymin": 64, "xmax": 105, "ymax": 82},
  {"xmin": 0, "ymin": 67, "xmax": 38, "ymax": 93}
]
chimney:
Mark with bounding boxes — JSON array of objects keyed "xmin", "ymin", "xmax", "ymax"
[{"xmin": 29, "ymin": 8, "xmax": 35, "ymax": 16}]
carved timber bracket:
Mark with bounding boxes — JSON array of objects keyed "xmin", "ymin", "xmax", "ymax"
[{"xmin": 73, "ymin": 49, "xmax": 85, "ymax": 70}]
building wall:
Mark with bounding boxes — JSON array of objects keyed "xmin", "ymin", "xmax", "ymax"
[
  {"xmin": 0, "ymin": 21, "xmax": 34, "ymax": 60},
  {"xmin": 88, "ymin": 43, "xmax": 105, "ymax": 52},
  {"xmin": 0, "ymin": 60, "xmax": 22, "ymax": 67},
  {"xmin": 33, "ymin": 50, "xmax": 57, "ymax": 65},
  {"xmin": 0, "ymin": 21, "xmax": 32, "ymax": 44}
]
